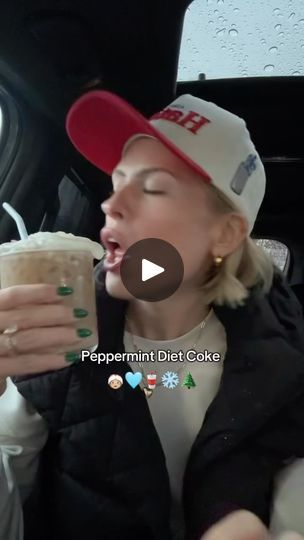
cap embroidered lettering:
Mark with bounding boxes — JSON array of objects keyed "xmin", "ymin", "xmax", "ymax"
[
  {"xmin": 177, "ymin": 111, "xmax": 210, "ymax": 134},
  {"xmin": 151, "ymin": 108, "xmax": 184, "ymax": 123},
  {"xmin": 151, "ymin": 107, "xmax": 210, "ymax": 135}
]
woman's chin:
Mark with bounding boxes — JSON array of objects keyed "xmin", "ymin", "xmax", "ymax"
[{"xmin": 105, "ymin": 271, "xmax": 133, "ymax": 300}]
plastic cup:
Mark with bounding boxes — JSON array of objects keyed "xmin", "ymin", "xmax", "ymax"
[{"xmin": 0, "ymin": 232, "xmax": 105, "ymax": 354}]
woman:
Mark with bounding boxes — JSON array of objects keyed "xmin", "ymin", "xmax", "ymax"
[{"xmin": 1, "ymin": 91, "xmax": 304, "ymax": 540}]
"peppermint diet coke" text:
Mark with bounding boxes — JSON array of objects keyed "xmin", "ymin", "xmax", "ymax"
[{"xmin": 81, "ymin": 349, "xmax": 221, "ymax": 365}]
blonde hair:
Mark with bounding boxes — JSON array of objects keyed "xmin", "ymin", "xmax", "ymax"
[{"xmin": 201, "ymin": 183, "xmax": 275, "ymax": 308}]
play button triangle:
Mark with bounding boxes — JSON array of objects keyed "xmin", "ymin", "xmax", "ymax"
[
  {"xmin": 119, "ymin": 238, "xmax": 184, "ymax": 301},
  {"xmin": 142, "ymin": 258, "xmax": 165, "ymax": 282}
]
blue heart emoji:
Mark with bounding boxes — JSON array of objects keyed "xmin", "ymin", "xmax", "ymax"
[{"xmin": 125, "ymin": 372, "xmax": 142, "ymax": 389}]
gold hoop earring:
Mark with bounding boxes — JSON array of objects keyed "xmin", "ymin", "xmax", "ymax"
[{"xmin": 214, "ymin": 256, "xmax": 223, "ymax": 266}]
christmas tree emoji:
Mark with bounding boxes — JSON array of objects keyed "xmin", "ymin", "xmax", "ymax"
[{"xmin": 182, "ymin": 372, "xmax": 196, "ymax": 389}]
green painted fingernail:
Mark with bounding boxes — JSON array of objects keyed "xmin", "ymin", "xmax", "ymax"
[
  {"xmin": 73, "ymin": 308, "xmax": 89, "ymax": 318},
  {"xmin": 77, "ymin": 328, "xmax": 92, "ymax": 338},
  {"xmin": 57, "ymin": 286, "xmax": 74, "ymax": 296},
  {"xmin": 65, "ymin": 352, "xmax": 81, "ymax": 363}
]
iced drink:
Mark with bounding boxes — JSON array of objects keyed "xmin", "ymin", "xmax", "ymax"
[{"xmin": 0, "ymin": 232, "xmax": 105, "ymax": 353}]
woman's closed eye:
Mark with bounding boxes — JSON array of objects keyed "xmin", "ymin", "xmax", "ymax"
[
  {"xmin": 108, "ymin": 187, "xmax": 166, "ymax": 196},
  {"xmin": 143, "ymin": 178, "xmax": 169, "ymax": 195},
  {"xmin": 108, "ymin": 176, "xmax": 169, "ymax": 197},
  {"xmin": 143, "ymin": 188, "xmax": 166, "ymax": 195}
]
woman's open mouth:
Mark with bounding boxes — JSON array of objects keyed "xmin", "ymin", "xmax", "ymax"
[
  {"xmin": 100, "ymin": 228, "xmax": 127, "ymax": 272},
  {"xmin": 104, "ymin": 243, "xmax": 125, "ymax": 271}
]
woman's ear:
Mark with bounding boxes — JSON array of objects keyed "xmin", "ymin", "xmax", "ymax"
[{"xmin": 211, "ymin": 213, "xmax": 249, "ymax": 258}]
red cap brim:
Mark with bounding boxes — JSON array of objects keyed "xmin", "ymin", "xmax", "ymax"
[
  {"xmin": 66, "ymin": 90, "xmax": 211, "ymax": 182},
  {"xmin": 66, "ymin": 91, "xmax": 158, "ymax": 175}
]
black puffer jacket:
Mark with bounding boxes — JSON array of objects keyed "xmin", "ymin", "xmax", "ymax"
[{"xmin": 14, "ymin": 269, "xmax": 304, "ymax": 540}]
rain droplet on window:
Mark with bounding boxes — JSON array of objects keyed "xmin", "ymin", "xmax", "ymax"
[
  {"xmin": 233, "ymin": 7, "xmax": 239, "ymax": 13},
  {"xmin": 269, "ymin": 46, "xmax": 278, "ymax": 54},
  {"xmin": 214, "ymin": 9, "xmax": 219, "ymax": 14},
  {"xmin": 275, "ymin": 23, "xmax": 282, "ymax": 30},
  {"xmin": 221, "ymin": 45, "xmax": 227, "ymax": 50},
  {"xmin": 264, "ymin": 64, "xmax": 275, "ymax": 73},
  {"xmin": 209, "ymin": 20, "xmax": 215, "ymax": 24},
  {"xmin": 273, "ymin": 8, "xmax": 280, "ymax": 15},
  {"xmin": 292, "ymin": 71, "xmax": 301, "ymax": 75},
  {"xmin": 301, "ymin": 43, "xmax": 304, "ymax": 48},
  {"xmin": 229, "ymin": 29, "xmax": 238, "ymax": 37},
  {"xmin": 294, "ymin": 24, "xmax": 299, "ymax": 29},
  {"xmin": 216, "ymin": 28, "xmax": 226, "ymax": 36},
  {"xmin": 299, "ymin": 19, "xmax": 304, "ymax": 25},
  {"xmin": 278, "ymin": 32, "xmax": 284, "ymax": 37},
  {"xmin": 217, "ymin": 0, "xmax": 224, "ymax": 4},
  {"xmin": 288, "ymin": 12, "xmax": 295, "ymax": 20},
  {"xmin": 231, "ymin": 23, "xmax": 237, "ymax": 27}
]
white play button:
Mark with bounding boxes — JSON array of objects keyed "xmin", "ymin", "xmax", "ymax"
[
  {"xmin": 142, "ymin": 258, "xmax": 165, "ymax": 282},
  {"xmin": 120, "ymin": 239, "xmax": 184, "ymax": 301}
]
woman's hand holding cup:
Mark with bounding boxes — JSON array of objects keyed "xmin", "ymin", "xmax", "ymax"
[{"xmin": 0, "ymin": 283, "xmax": 91, "ymax": 385}]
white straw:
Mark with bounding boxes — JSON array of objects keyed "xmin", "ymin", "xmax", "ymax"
[{"xmin": 2, "ymin": 202, "xmax": 29, "ymax": 240}]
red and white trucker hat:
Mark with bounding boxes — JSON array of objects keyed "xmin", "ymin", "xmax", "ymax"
[{"xmin": 66, "ymin": 90, "xmax": 265, "ymax": 233}]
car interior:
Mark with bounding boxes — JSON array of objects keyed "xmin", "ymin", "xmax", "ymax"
[
  {"xmin": 1, "ymin": 1, "xmax": 304, "ymax": 537},
  {"xmin": 0, "ymin": 2, "xmax": 303, "ymax": 302}
]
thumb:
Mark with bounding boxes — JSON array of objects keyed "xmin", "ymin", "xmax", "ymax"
[{"xmin": 201, "ymin": 510, "xmax": 270, "ymax": 540}]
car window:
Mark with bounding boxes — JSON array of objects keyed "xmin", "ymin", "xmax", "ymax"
[
  {"xmin": 178, "ymin": 0, "xmax": 304, "ymax": 80},
  {"xmin": 256, "ymin": 239, "xmax": 289, "ymax": 272}
]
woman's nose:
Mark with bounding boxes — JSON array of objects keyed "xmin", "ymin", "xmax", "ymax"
[{"xmin": 101, "ymin": 189, "xmax": 129, "ymax": 218}]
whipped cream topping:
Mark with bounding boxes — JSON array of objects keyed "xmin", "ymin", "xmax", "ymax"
[{"xmin": 0, "ymin": 231, "xmax": 105, "ymax": 260}]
